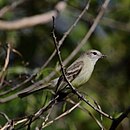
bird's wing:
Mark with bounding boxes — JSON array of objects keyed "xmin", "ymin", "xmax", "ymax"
[
  {"xmin": 66, "ymin": 60, "xmax": 84, "ymax": 82},
  {"xmin": 55, "ymin": 60, "xmax": 84, "ymax": 92}
]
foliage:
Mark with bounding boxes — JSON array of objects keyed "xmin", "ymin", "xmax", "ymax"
[{"xmin": 0, "ymin": 0, "xmax": 130, "ymax": 129}]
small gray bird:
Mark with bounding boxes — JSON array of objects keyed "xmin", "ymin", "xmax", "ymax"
[{"xmin": 18, "ymin": 49, "xmax": 105, "ymax": 97}]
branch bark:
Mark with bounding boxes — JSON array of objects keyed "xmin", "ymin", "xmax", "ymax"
[
  {"xmin": 109, "ymin": 106, "xmax": 130, "ymax": 130},
  {"xmin": 0, "ymin": 1, "xmax": 66, "ymax": 30}
]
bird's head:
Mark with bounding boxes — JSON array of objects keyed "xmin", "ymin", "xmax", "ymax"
[{"xmin": 86, "ymin": 49, "xmax": 106, "ymax": 64}]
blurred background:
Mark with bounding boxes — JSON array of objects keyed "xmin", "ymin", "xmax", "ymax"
[{"xmin": 0, "ymin": 0, "xmax": 130, "ymax": 129}]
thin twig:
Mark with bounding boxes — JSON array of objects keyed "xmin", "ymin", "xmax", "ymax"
[
  {"xmin": 0, "ymin": 0, "xmax": 110, "ymax": 105},
  {"xmin": 94, "ymin": 100, "xmax": 103, "ymax": 126},
  {"xmin": 42, "ymin": 101, "xmax": 81, "ymax": 128},
  {"xmin": 0, "ymin": 0, "xmax": 25, "ymax": 18},
  {"xmin": 0, "ymin": 43, "xmax": 11, "ymax": 88},
  {"xmin": 52, "ymin": 16, "xmax": 113, "ymax": 120},
  {"xmin": 1, "ymin": 97, "xmax": 58, "ymax": 129},
  {"xmin": 68, "ymin": 99, "xmax": 106, "ymax": 130},
  {"xmin": 83, "ymin": 13, "xmax": 130, "ymax": 32},
  {"xmin": 0, "ymin": 1, "xmax": 66, "ymax": 30},
  {"xmin": 80, "ymin": 91, "xmax": 104, "ymax": 124},
  {"xmin": 16, "ymin": 0, "xmax": 110, "ymax": 99},
  {"xmin": 42, "ymin": 103, "xmax": 55, "ymax": 127},
  {"xmin": 0, "ymin": 1, "xmax": 90, "ymax": 100},
  {"xmin": 0, "ymin": 80, "xmax": 50, "ymax": 103},
  {"xmin": 41, "ymin": 0, "xmax": 90, "ymax": 70},
  {"xmin": 52, "ymin": 16, "xmax": 66, "ymax": 78},
  {"xmin": 33, "ymin": 96, "xmax": 58, "ymax": 120},
  {"xmin": 109, "ymin": 106, "xmax": 130, "ymax": 130},
  {"xmin": 0, "ymin": 112, "xmax": 10, "ymax": 122},
  {"xmin": 64, "ymin": 0, "xmax": 111, "ymax": 65},
  {"xmin": 64, "ymin": 78, "xmax": 113, "ymax": 119},
  {"xmin": 0, "ymin": 74, "xmax": 36, "ymax": 96}
]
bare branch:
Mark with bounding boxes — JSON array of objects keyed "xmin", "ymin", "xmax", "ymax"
[
  {"xmin": 109, "ymin": 106, "xmax": 130, "ymax": 130},
  {"xmin": 0, "ymin": 1, "xmax": 90, "ymax": 100},
  {"xmin": 52, "ymin": 15, "xmax": 113, "ymax": 120},
  {"xmin": 0, "ymin": 0, "xmax": 25, "ymax": 18},
  {"xmin": 42, "ymin": 101, "xmax": 81, "ymax": 129},
  {"xmin": 64, "ymin": 0, "xmax": 111, "ymax": 65},
  {"xmin": 41, "ymin": 0, "xmax": 90, "ymax": 70},
  {"xmin": 42, "ymin": 104, "xmax": 55, "ymax": 127},
  {"xmin": 0, "ymin": 43, "xmax": 11, "ymax": 88},
  {"xmin": 0, "ymin": 112, "xmax": 10, "ymax": 122},
  {"xmin": 68, "ymin": 99, "xmax": 106, "ymax": 130},
  {"xmin": 25, "ymin": 0, "xmax": 111, "ymax": 97},
  {"xmin": 0, "ymin": 1, "xmax": 66, "ymax": 30},
  {"xmin": 84, "ymin": 13, "xmax": 130, "ymax": 32}
]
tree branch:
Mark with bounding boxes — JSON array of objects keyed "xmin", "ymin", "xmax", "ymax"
[
  {"xmin": 52, "ymin": 16, "xmax": 113, "ymax": 120},
  {"xmin": 0, "ymin": 1, "xmax": 66, "ymax": 30},
  {"xmin": 109, "ymin": 106, "xmax": 130, "ymax": 130}
]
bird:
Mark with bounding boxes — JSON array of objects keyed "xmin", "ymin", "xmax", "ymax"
[{"xmin": 18, "ymin": 49, "xmax": 105, "ymax": 98}]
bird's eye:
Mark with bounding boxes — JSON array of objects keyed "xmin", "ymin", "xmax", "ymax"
[{"xmin": 92, "ymin": 52, "xmax": 97, "ymax": 55}]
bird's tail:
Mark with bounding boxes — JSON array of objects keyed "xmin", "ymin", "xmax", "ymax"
[{"xmin": 18, "ymin": 82, "xmax": 52, "ymax": 98}]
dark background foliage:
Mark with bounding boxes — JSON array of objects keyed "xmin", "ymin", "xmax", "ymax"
[{"xmin": 0, "ymin": 0, "xmax": 130, "ymax": 129}]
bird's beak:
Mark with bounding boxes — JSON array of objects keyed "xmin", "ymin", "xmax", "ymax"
[{"xmin": 101, "ymin": 54, "xmax": 107, "ymax": 58}]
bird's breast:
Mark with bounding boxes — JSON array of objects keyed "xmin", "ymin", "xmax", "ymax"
[{"xmin": 71, "ymin": 58, "xmax": 94, "ymax": 87}]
